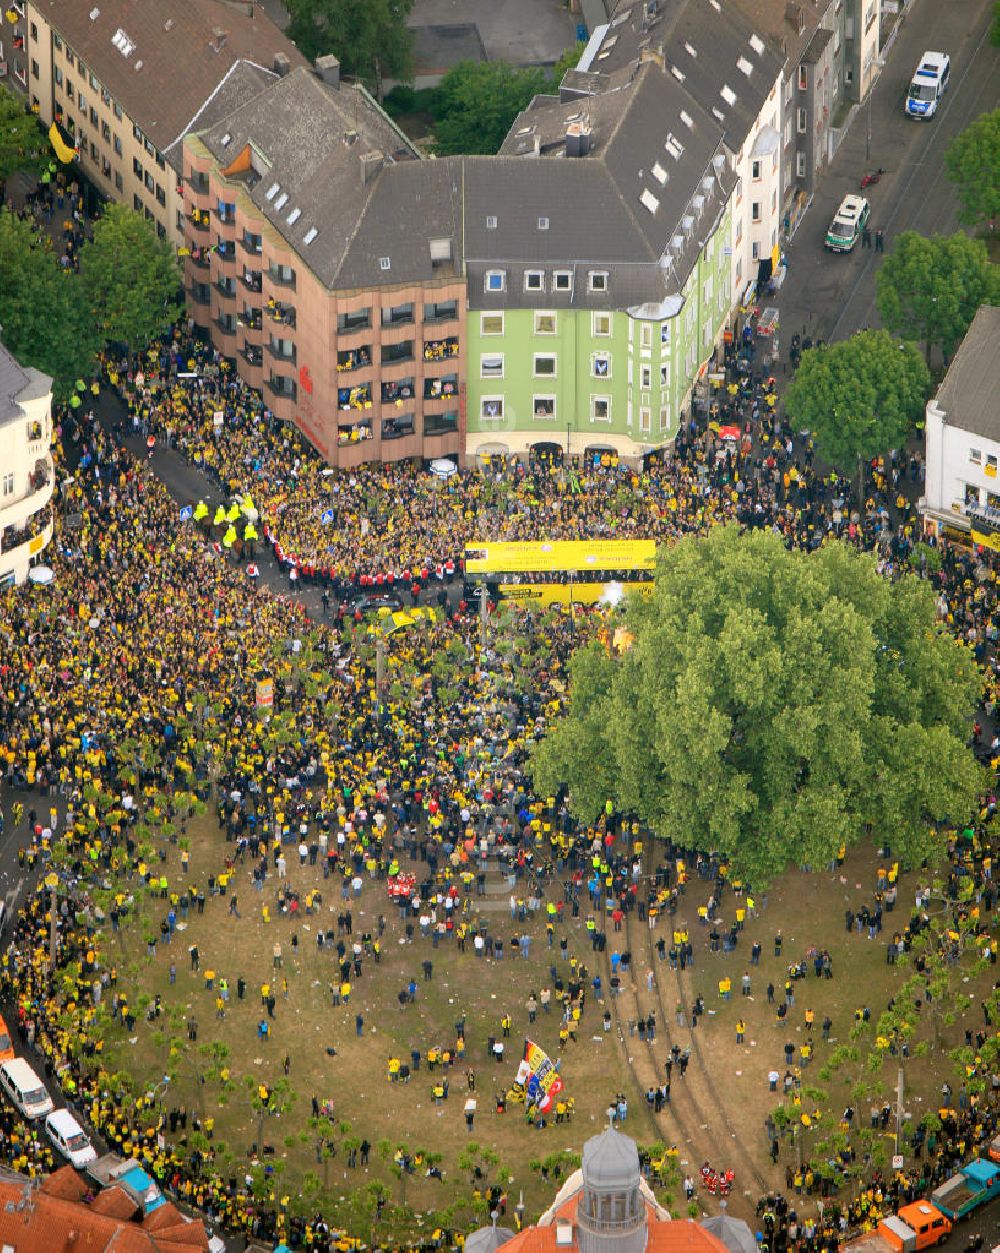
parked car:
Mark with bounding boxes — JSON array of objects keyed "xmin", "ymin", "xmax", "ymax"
[
  {"xmin": 0, "ymin": 1058, "xmax": 54, "ymax": 1120},
  {"xmin": 825, "ymin": 194, "xmax": 870, "ymax": 252},
  {"xmin": 906, "ymin": 51, "xmax": 950, "ymax": 118},
  {"xmin": 44, "ymin": 1108, "xmax": 98, "ymax": 1168}
]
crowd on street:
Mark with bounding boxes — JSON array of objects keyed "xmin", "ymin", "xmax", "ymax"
[{"xmin": 0, "ymin": 297, "xmax": 997, "ymax": 1249}]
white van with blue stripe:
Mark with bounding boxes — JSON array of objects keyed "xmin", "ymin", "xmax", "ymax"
[{"xmin": 905, "ymin": 51, "xmax": 950, "ymax": 118}]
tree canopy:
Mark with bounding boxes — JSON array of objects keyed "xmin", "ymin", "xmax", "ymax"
[
  {"xmin": 79, "ymin": 203, "xmax": 181, "ymax": 357},
  {"xmin": 0, "ymin": 86, "xmax": 49, "ymax": 190},
  {"xmin": 284, "ymin": 0, "xmax": 413, "ymax": 98},
  {"xmin": 783, "ymin": 330, "xmax": 931, "ymax": 472},
  {"xmin": 876, "ymin": 232, "xmax": 1000, "ymax": 365},
  {"xmin": 433, "ymin": 61, "xmax": 551, "ymax": 156},
  {"xmin": 532, "ymin": 527, "xmax": 984, "ymax": 884},
  {"xmin": 0, "ymin": 209, "xmax": 98, "ymax": 398},
  {"xmin": 945, "ymin": 109, "xmax": 1000, "ymax": 228}
]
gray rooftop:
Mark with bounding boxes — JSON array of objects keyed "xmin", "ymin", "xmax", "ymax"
[
  {"xmin": 196, "ymin": 67, "xmax": 420, "ymax": 288},
  {"xmin": 582, "ymin": 1127, "xmax": 641, "ymax": 1190},
  {"xmin": 464, "ymin": 1226, "xmax": 517, "ymax": 1253},
  {"xmin": 0, "ymin": 341, "xmax": 32, "ymax": 428},
  {"xmin": 587, "ymin": 0, "xmax": 785, "ymax": 154},
  {"xmin": 934, "ymin": 306, "xmax": 1000, "ymax": 443},
  {"xmin": 702, "ymin": 1214, "xmax": 760, "ymax": 1253},
  {"xmin": 33, "ymin": 0, "xmax": 307, "ymax": 172}
]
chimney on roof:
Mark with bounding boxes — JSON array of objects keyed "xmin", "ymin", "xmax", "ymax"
[
  {"xmin": 360, "ymin": 149, "xmax": 384, "ymax": 185},
  {"xmin": 273, "ymin": 51, "xmax": 290, "ymax": 76},
  {"xmin": 565, "ymin": 120, "xmax": 592, "ymax": 158},
  {"xmin": 315, "ymin": 53, "xmax": 340, "ymax": 89},
  {"xmin": 210, "ymin": 26, "xmax": 229, "ymax": 52}
]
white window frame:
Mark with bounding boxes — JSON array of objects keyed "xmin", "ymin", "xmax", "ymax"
[
  {"xmin": 751, "ymin": 158, "xmax": 761, "ymax": 180},
  {"xmin": 590, "ymin": 395, "xmax": 612, "ymax": 422},
  {"xmin": 751, "ymin": 201, "xmax": 761, "ymax": 223},
  {"xmin": 640, "ymin": 364, "xmax": 652, "ymax": 389},
  {"xmin": 484, "ymin": 270, "xmax": 506, "ymax": 293},
  {"xmin": 553, "ymin": 270, "xmax": 573, "ymax": 292},
  {"xmin": 592, "ymin": 312, "xmax": 612, "ymax": 337},
  {"xmin": 591, "ymin": 351, "xmax": 612, "ymax": 379},
  {"xmin": 480, "ymin": 353, "xmax": 504, "ymax": 379},
  {"xmin": 534, "ymin": 311, "xmax": 557, "ymax": 335},
  {"xmin": 480, "ymin": 396, "xmax": 504, "ymax": 421},
  {"xmin": 588, "ymin": 270, "xmax": 608, "ymax": 292},
  {"xmin": 524, "ymin": 270, "xmax": 544, "ymax": 292},
  {"xmin": 480, "ymin": 312, "xmax": 504, "ymax": 336},
  {"xmin": 968, "ymin": 448, "xmax": 982, "ymax": 465},
  {"xmin": 796, "ymin": 107, "xmax": 807, "ymax": 134},
  {"xmin": 533, "ymin": 394, "xmax": 557, "ymax": 421},
  {"xmin": 659, "ymin": 405, "xmax": 670, "ymax": 432},
  {"xmin": 796, "ymin": 151, "xmax": 806, "ymax": 179},
  {"xmin": 639, "ymin": 323, "xmax": 653, "ymax": 349},
  {"xmin": 533, "ymin": 353, "xmax": 557, "ymax": 379},
  {"xmin": 660, "ymin": 364, "xmax": 669, "ymax": 386},
  {"xmin": 2, "ymin": 472, "xmax": 14, "ymax": 496},
  {"xmin": 639, "ymin": 406, "xmax": 651, "ymax": 433}
]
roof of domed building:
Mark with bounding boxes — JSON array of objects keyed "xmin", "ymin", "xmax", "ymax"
[
  {"xmin": 581, "ymin": 1127, "xmax": 641, "ymax": 1191},
  {"xmin": 465, "ymin": 1223, "xmax": 517, "ymax": 1253}
]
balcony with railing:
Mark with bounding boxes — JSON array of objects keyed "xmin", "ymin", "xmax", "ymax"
[
  {"xmin": 187, "ymin": 283, "xmax": 211, "ymax": 307},
  {"xmin": 214, "ymin": 315, "xmax": 238, "ymax": 339},
  {"xmin": 241, "ymin": 268, "xmax": 263, "ymax": 294},
  {"xmin": 423, "ymin": 335, "xmax": 460, "ymax": 362},
  {"xmin": 189, "ymin": 208, "xmax": 210, "ymax": 233},
  {"xmin": 187, "ymin": 245, "xmax": 211, "ymax": 269},
  {"xmin": 337, "ymin": 420, "xmax": 374, "ymax": 448},
  {"xmin": 240, "ymin": 343, "xmax": 263, "ymax": 368},
  {"xmin": 424, "ymin": 373, "xmax": 458, "ymax": 401},
  {"xmin": 338, "ymin": 383, "xmax": 372, "ymax": 412},
  {"xmin": 423, "ymin": 300, "xmax": 459, "ymax": 326},
  {"xmin": 381, "ymin": 340, "xmax": 414, "ymax": 367},
  {"xmin": 268, "ymin": 338, "xmax": 297, "ymax": 365},
  {"xmin": 267, "ymin": 264, "xmax": 296, "ymax": 289},
  {"xmin": 215, "ymin": 278, "xmax": 237, "ymax": 301},
  {"xmin": 381, "ymin": 377, "xmax": 414, "ymax": 405},
  {"xmin": 424, "ymin": 411, "xmax": 460, "ymax": 438},
  {"xmin": 381, "ymin": 413, "xmax": 415, "ymax": 441},
  {"xmin": 216, "ymin": 240, "xmax": 236, "ymax": 262},
  {"xmin": 267, "ymin": 375, "xmax": 297, "ymax": 402},
  {"xmin": 336, "ymin": 346, "xmax": 372, "ymax": 374},
  {"xmin": 239, "ymin": 307, "xmax": 262, "ymax": 332},
  {"xmin": 337, "ymin": 309, "xmax": 371, "ymax": 335},
  {"xmin": 266, "ymin": 298, "xmax": 295, "ymax": 328}
]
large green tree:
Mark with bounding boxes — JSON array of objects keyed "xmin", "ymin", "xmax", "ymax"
[
  {"xmin": 876, "ymin": 232, "xmax": 1000, "ymax": 365},
  {"xmin": 0, "ymin": 86, "xmax": 48, "ymax": 192},
  {"xmin": 532, "ymin": 527, "xmax": 983, "ymax": 884},
  {"xmin": 784, "ymin": 330, "xmax": 930, "ymax": 499},
  {"xmin": 945, "ymin": 109, "xmax": 1000, "ymax": 228},
  {"xmin": 433, "ymin": 60, "xmax": 550, "ymax": 155},
  {"xmin": 78, "ymin": 203, "xmax": 181, "ymax": 358},
  {"xmin": 0, "ymin": 209, "xmax": 98, "ymax": 398},
  {"xmin": 284, "ymin": 0, "xmax": 414, "ymax": 98}
]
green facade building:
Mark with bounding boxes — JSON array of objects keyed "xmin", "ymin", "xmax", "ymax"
[{"xmin": 462, "ymin": 60, "xmax": 737, "ymax": 464}]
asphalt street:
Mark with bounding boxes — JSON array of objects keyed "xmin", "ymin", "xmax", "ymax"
[{"xmin": 775, "ymin": 0, "xmax": 1000, "ymax": 350}]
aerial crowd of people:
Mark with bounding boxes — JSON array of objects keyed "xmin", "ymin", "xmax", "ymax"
[{"xmin": 0, "ymin": 304, "xmax": 997, "ymax": 1252}]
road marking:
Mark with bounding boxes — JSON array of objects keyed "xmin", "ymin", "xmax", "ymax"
[{"xmin": 4, "ymin": 877, "xmax": 25, "ymax": 908}]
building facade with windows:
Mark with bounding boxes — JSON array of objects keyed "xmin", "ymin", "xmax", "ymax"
[
  {"xmin": 21, "ymin": 0, "xmax": 304, "ymax": 245},
  {"xmin": 183, "ymin": 63, "xmax": 466, "ymax": 466},
  {"xmin": 0, "ymin": 341, "xmax": 54, "ymax": 586},
  {"xmin": 922, "ymin": 306, "xmax": 1000, "ymax": 547}
]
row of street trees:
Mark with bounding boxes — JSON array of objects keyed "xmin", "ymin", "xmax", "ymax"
[{"xmin": 0, "ymin": 202, "xmax": 181, "ymax": 398}]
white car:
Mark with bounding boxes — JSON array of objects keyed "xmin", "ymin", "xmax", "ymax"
[{"xmin": 45, "ymin": 1109, "xmax": 98, "ymax": 1168}]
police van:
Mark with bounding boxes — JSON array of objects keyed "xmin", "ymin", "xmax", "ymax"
[{"xmin": 905, "ymin": 51, "xmax": 950, "ymax": 118}]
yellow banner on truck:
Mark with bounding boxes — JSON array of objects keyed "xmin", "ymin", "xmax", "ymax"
[
  {"xmin": 496, "ymin": 582, "xmax": 653, "ymax": 607},
  {"xmin": 464, "ymin": 539, "xmax": 656, "ymax": 575}
]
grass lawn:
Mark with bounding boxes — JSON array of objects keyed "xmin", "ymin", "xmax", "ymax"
[{"xmin": 99, "ymin": 819, "xmax": 996, "ymax": 1238}]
